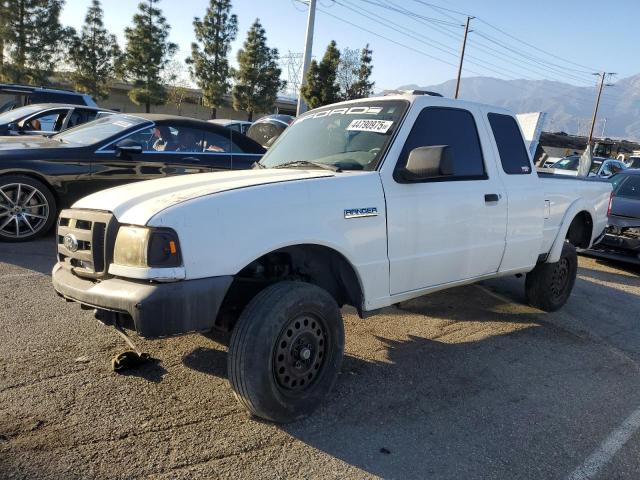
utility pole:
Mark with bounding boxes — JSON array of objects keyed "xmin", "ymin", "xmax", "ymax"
[
  {"xmin": 296, "ymin": 0, "xmax": 317, "ymax": 116},
  {"xmin": 454, "ymin": 16, "xmax": 473, "ymax": 99},
  {"xmin": 587, "ymin": 72, "xmax": 615, "ymax": 147}
]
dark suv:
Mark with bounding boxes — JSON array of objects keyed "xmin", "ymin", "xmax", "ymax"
[{"xmin": 0, "ymin": 84, "xmax": 97, "ymax": 112}]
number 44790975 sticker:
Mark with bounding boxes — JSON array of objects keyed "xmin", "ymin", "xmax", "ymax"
[{"xmin": 346, "ymin": 119, "xmax": 394, "ymax": 134}]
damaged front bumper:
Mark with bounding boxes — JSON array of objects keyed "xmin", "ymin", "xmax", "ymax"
[{"xmin": 52, "ymin": 263, "xmax": 232, "ymax": 338}]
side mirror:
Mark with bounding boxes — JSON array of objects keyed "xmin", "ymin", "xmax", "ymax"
[
  {"xmin": 7, "ymin": 122, "xmax": 20, "ymax": 133},
  {"xmin": 115, "ymin": 139, "xmax": 143, "ymax": 157},
  {"xmin": 398, "ymin": 145, "xmax": 454, "ymax": 182}
]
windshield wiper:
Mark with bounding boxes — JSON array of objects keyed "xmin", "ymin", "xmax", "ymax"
[{"xmin": 273, "ymin": 160, "xmax": 341, "ymax": 172}]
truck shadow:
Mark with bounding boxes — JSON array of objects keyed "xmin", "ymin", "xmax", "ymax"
[{"xmin": 178, "ymin": 270, "xmax": 640, "ymax": 479}]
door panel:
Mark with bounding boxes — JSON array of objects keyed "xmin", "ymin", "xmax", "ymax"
[
  {"xmin": 385, "ymin": 106, "xmax": 507, "ymax": 295},
  {"xmin": 387, "ymin": 181, "xmax": 507, "ymax": 294}
]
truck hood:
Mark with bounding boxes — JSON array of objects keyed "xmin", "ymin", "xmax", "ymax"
[{"xmin": 73, "ymin": 169, "xmax": 336, "ymax": 224}]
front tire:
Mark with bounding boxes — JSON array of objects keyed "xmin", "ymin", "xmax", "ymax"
[
  {"xmin": 0, "ymin": 175, "xmax": 56, "ymax": 242},
  {"xmin": 228, "ymin": 281, "xmax": 344, "ymax": 423},
  {"xmin": 525, "ymin": 242, "xmax": 578, "ymax": 312}
]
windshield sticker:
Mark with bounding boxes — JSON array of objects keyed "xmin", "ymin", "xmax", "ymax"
[
  {"xmin": 296, "ymin": 106, "xmax": 383, "ymax": 124},
  {"xmin": 346, "ymin": 119, "xmax": 394, "ymax": 134},
  {"xmin": 112, "ymin": 120, "xmax": 133, "ymax": 128}
]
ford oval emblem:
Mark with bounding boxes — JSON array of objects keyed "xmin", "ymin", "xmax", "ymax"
[{"xmin": 64, "ymin": 233, "xmax": 79, "ymax": 252}]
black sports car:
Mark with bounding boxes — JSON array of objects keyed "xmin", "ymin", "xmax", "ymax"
[{"xmin": 0, "ymin": 113, "xmax": 265, "ymax": 241}]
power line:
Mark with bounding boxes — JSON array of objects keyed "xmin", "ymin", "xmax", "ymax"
[
  {"xmin": 354, "ymin": 0, "xmax": 465, "ymax": 27},
  {"xmin": 350, "ymin": 0, "xmax": 587, "ymax": 86},
  {"xmin": 309, "ymin": 3, "xmax": 596, "ymax": 100},
  {"xmin": 334, "ymin": 0, "xmax": 531, "ymax": 81},
  {"xmin": 474, "ymin": 17, "xmax": 600, "ymax": 73},
  {"xmin": 473, "ymin": 31, "xmax": 594, "ymax": 77},
  {"xmin": 410, "ymin": 0, "xmax": 470, "ymax": 21},
  {"xmin": 348, "ymin": 0, "xmax": 596, "ymax": 86},
  {"xmin": 363, "ymin": 0, "xmax": 604, "ymax": 83},
  {"xmin": 291, "ymin": 0, "xmax": 622, "ymax": 107}
]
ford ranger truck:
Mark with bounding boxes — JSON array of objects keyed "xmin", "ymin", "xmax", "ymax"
[{"xmin": 53, "ymin": 93, "xmax": 611, "ymax": 423}]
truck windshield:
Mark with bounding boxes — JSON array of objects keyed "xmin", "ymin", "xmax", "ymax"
[{"xmin": 259, "ymin": 100, "xmax": 408, "ymax": 171}]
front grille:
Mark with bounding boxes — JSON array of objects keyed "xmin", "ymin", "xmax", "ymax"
[{"xmin": 57, "ymin": 209, "xmax": 117, "ymax": 279}]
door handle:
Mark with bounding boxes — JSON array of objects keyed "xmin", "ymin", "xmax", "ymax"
[
  {"xmin": 484, "ymin": 193, "xmax": 500, "ymax": 203},
  {"xmin": 182, "ymin": 156, "xmax": 201, "ymax": 163}
]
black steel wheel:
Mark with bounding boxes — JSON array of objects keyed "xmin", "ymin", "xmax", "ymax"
[
  {"xmin": 273, "ymin": 313, "xmax": 327, "ymax": 393},
  {"xmin": 549, "ymin": 256, "xmax": 570, "ymax": 299},
  {"xmin": 525, "ymin": 242, "xmax": 578, "ymax": 312},
  {"xmin": 228, "ymin": 281, "xmax": 344, "ymax": 423},
  {"xmin": 0, "ymin": 175, "xmax": 56, "ymax": 242}
]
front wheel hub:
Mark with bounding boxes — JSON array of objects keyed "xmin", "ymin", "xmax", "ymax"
[{"xmin": 274, "ymin": 314, "xmax": 327, "ymax": 392}]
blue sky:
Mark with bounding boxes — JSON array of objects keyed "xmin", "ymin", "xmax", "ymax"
[{"xmin": 60, "ymin": 0, "xmax": 639, "ymax": 91}]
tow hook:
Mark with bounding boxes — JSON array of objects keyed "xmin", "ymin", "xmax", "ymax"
[{"xmin": 94, "ymin": 309, "xmax": 151, "ymax": 372}]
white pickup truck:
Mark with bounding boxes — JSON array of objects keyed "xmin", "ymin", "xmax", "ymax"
[{"xmin": 53, "ymin": 93, "xmax": 611, "ymax": 422}]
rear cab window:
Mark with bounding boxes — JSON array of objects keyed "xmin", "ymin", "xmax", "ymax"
[{"xmin": 487, "ymin": 113, "xmax": 532, "ymax": 174}]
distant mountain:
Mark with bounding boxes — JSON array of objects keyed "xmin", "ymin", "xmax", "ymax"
[{"xmin": 397, "ymin": 74, "xmax": 640, "ymax": 141}]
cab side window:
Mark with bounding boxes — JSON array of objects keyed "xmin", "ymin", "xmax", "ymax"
[
  {"xmin": 396, "ymin": 107, "xmax": 486, "ymax": 181},
  {"xmin": 487, "ymin": 113, "xmax": 532, "ymax": 174},
  {"xmin": 23, "ymin": 109, "xmax": 69, "ymax": 132}
]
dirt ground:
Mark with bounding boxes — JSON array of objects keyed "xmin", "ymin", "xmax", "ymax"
[{"xmin": 1, "ymin": 237, "xmax": 640, "ymax": 479}]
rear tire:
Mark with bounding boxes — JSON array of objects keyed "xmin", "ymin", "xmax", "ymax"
[
  {"xmin": 228, "ymin": 281, "xmax": 344, "ymax": 423},
  {"xmin": 0, "ymin": 175, "xmax": 56, "ymax": 242},
  {"xmin": 525, "ymin": 242, "xmax": 578, "ymax": 312}
]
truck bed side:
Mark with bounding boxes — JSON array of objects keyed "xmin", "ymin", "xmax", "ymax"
[{"xmin": 539, "ymin": 175, "xmax": 611, "ymax": 260}]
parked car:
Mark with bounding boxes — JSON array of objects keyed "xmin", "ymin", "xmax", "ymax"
[
  {"xmin": 52, "ymin": 92, "xmax": 611, "ymax": 422},
  {"xmin": 592, "ymin": 169, "xmax": 640, "ymax": 259},
  {"xmin": 0, "ymin": 113, "xmax": 264, "ymax": 241},
  {"xmin": 0, "ymin": 104, "xmax": 114, "ymax": 137},
  {"xmin": 208, "ymin": 119, "xmax": 252, "ymax": 135},
  {"xmin": 541, "ymin": 156, "xmax": 561, "ymax": 168},
  {"xmin": 246, "ymin": 114, "xmax": 295, "ymax": 148},
  {"xmin": 0, "ymin": 83, "xmax": 97, "ymax": 112},
  {"xmin": 625, "ymin": 156, "xmax": 640, "ymax": 169},
  {"xmin": 549, "ymin": 155, "xmax": 626, "ymax": 178}
]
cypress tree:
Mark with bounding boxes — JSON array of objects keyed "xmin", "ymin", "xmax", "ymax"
[
  {"xmin": 336, "ymin": 46, "xmax": 359, "ymax": 101},
  {"xmin": 122, "ymin": 0, "xmax": 177, "ymax": 113},
  {"xmin": 232, "ymin": 19, "xmax": 285, "ymax": 121},
  {"xmin": 348, "ymin": 44, "xmax": 374, "ymax": 99},
  {"xmin": 1, "ymin": 0, "xmax": 67, "ymax": 84},
  {"xmin": 301, "ymin": 40, "xmax": 341, "ymax": 109},
  {"xmin": 186, "ymin": 0, "xmax": 238, "ymax": 119},
  {"xmin": 68, "ymin": 0, "xmax": 121, "ymax": 100}
]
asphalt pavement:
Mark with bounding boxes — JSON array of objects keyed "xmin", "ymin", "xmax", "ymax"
[{"xmin": 1, "ymin": 235, "xmax": 639, "ymax": 479}]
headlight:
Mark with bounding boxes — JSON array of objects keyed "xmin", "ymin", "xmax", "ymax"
[{"xmin": 113, "ymin": 226, "xmax": 182, "ymax": 268}]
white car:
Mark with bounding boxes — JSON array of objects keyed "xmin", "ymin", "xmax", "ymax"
[{"xmin": 53, "ymin": 92, "xmax": 611, "ymax": 423}]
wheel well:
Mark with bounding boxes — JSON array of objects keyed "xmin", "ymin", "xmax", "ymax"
[
  {"xmin": 0, "ymin": 171, "xmax": 58, "ymax": 204},
  {"xmin": 216, "ymin": 244, "xmax": 364, "ymax": 330},
  {"xmin": 565, "ymin": 211, "xmax": 593, "ymax": 248}
]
